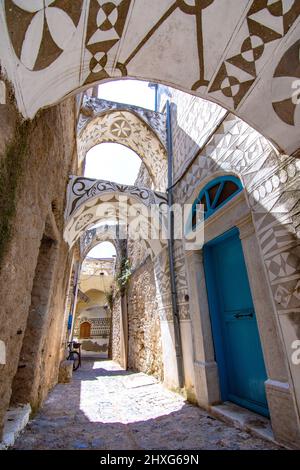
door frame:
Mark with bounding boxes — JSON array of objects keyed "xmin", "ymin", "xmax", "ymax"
[
  {"xmin": 203, "ymin": 225, "xmax": 269, "ymax": 416},
  {"xmin": 184, "ymin": 187, "xmax": 296, "ymax": 437},
  {"xmin": 202, "ymin": 226, "xmax": 239, "ymax": 403}
]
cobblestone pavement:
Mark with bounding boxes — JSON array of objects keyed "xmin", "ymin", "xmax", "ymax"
[{"xmin": 14, "ymin": 360, "xmax": 280, "ymax": 450}]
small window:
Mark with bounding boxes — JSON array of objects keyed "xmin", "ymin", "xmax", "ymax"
[
  {"xmin": 208, "ymin": 183, "xmax": 220, "ymax": 204},
  {"xmin": 192, "ymin": 176, "xmax": 242, "ymax": 226}
]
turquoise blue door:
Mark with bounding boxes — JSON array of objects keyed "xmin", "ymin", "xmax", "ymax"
[{"xmin": 203, "ymin": 227, "xmax": 269, "ymax": 417}]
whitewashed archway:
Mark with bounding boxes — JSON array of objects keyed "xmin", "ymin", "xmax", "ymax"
[
  {"xmin": 64, "ymin": 176, "xmax": 168, "ymax": 258},
  {"xmin": 0, "ymin": 1, "xmax": 299, "ymax": 153},
  {"xmin": 78, "ymin": 96, "xmax": 167, "ymax": 190}
]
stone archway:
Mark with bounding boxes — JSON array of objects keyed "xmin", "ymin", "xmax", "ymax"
[
  {"xmin": 77, "ymin": 96, "xmax": 168, "ymax": 190},
  {"xmin": 1, "ymin": 1, "xmax": 299, "ymax": 154},
  {"xmin": 64, "ymin": 175, "xmax": 174, "ymax": 373},
  {"xmin": 80, "ymin": 225, "xmax": 121, "ymax": 261}
]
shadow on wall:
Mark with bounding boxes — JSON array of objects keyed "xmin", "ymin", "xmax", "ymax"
[{"xmin": 171, "ymin": 98, "xmax": 300, "ymax": 355}]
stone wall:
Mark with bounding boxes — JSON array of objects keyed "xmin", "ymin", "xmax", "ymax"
[
  {"xmin": 110, "ymin": 292, "xmax": 121, "ymax": 365},
  {"xmin": 0, "ymin": 81, "xmax": 76, "ymax": 435},
  {"xmin": 135, "ymin": 162, "xmax": 153, "ymax": 189},
  {"xmin": 127, "ymin": 257, "xmax": 163, "ymax": 381}
]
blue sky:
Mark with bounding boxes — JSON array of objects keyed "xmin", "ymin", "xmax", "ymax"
[{"xmin": 86, "ymin": 80, "xmax": 155, "ymax": 259}]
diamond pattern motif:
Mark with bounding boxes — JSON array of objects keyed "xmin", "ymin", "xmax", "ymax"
[{"xmin": 208, "ymin": 0, "xmax": 300, "ymax": 109}]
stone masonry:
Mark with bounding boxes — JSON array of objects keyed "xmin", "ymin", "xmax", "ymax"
[
  {"xmin": 127, "ymin": 258, "xmax": 163, "ymax": 381},
  {"xmin": 0, "ymin": 81, "xmax": 77, "ymax": 435}
]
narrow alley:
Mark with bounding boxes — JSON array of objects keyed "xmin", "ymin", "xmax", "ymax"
[
  {"xmin": 1, "ymin": 2, "xmax": 300, "ymax": 455},
  {"xmin": 13, "ymin": 360, "xmax": 279, "ymax": 451}
]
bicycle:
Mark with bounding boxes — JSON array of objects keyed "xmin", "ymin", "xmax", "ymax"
[{"xmin": 67, "ymin": 341, "xmax": 82, "ymax": 371}]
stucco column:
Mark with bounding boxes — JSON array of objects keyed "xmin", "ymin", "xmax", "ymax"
[
  {"xmin": 184, "ymin": 249, "xmax": 220, "ymax": 408},
  {"xmin": 69, "ymin": 260, "xmax": 81, "ymax": 342},
  {"xmin": 237, "ymin": 214, "xmax": 300, "ymax": 447}
]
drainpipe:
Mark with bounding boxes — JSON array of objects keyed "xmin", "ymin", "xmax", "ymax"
[
  {"xmin": 166, "ymin": 100, "xmax": 184, "ymax": 388},
  {"xmin": 154, "ymin": 84, "xmax": 158, "ymax": 112},
  {"xmin": 148, "ymin": 83, "xmax": 158, "ymax": 112},
  {"xmin": 91, "ymin": 85, "xmax": 98, "ymax": 98}
]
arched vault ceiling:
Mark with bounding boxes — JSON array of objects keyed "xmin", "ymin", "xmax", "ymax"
[
  {"xmin": 1, "ymin": 1, "xmax": 299, "ymax": 154},
  {"xmin": 64, "ymin": 176, "xmax": 168, "ymax": 253},
  {"xmin": 80, "ymin": 225, "xmax": 122, "ymax": 260},
  {"xmin": 77, "ymin": 98, "xmax": 167, "ymax": 190},
  {"xmin": 78, "ymin": 96, "xmax": 167, "ymax": 147}
]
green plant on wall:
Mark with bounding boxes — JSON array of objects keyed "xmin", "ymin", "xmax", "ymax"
[
  {"xmin": 115, "ymin": 256, "xmax": 131, "ymax": 294},
  {"xmin": 104, "ymin": 288, "xmax": 115, "ymax": 310}
]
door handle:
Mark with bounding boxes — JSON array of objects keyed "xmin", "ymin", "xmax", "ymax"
[{"xmin": 234, "ymin": 312, "xmax": 253, "ymax": 319}]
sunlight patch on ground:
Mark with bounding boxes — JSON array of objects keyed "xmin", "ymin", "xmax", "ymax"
[{"xmin": 80, "ymin": 361, "xmax": 185, "ymax": 424}]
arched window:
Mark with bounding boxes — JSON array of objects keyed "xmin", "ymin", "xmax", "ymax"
[
  {"xmin": 80, "ymin": 321, "xmax": 91, "ymax": 339},
  {"xmin": 192, "ymin": 175, "xmax": 243, "ymax": 226}
]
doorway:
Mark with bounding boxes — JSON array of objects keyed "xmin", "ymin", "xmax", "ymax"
[{"xmin": 80, "ymin": 321, "xmax": 91, "ymax": 339}]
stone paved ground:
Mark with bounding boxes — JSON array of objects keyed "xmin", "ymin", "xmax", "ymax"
[{"xmin": 13, "ymin": 360, "xmax": 280, "ymax": 450}]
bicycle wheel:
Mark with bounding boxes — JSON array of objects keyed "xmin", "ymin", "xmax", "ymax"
[{"xmin": 72, "ymin": 351, "xmax": 80, "ymax": 371}]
